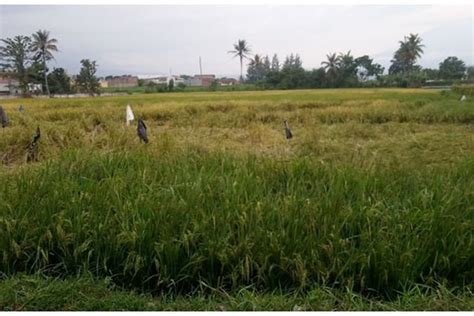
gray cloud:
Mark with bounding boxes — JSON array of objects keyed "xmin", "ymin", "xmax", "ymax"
[{"xmin": 1, "ymin": 5, "xmax": 472, "ymax": 77}]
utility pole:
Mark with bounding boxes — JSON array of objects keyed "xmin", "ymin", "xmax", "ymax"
[{"xmin": 199, "ymin": 56, "xmax": 203, "ymax": 76}]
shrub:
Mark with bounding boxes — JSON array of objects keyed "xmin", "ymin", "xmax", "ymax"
[{"xmin": 452, "ymin": 84, "xmax": 474, "ymax": 96}]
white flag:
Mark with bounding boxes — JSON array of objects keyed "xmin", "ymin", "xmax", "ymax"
[{"xmin": 126, "ymin": 105, "xmax": 135, "ymax": 126}]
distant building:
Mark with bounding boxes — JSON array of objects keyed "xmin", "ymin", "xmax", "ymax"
[
  {"xmin": 143, "ymin": 76, "xmax": 168, "ymax": 85},
  {"xmin": 69, "ymin": 75, "xmax": 77, "ymax": 87},
  {"xmin": 183, "ymin": 77, "xmax": 203, "ymax": 87},
  {"xmin": 219, "ymin": 78, "xmax": 238, "ymax": 86},
  {"xmin": 139, "ymin": 74, "xmax": 216, "ymax": 88},
  {"xmin": 0, "ymin": 72, "xmax": 20, "ymax": 95},
  {"xmin": 194, "ymin": 74, "xmax": 216, "ymax": 87},
  {"xmin": 143, "ymin": 75, "xmax": 185, "ymax": 86},
  {"xmin": 28, "ymin": 83, "xmax": 43, "ymax": 95},
  {"xmin": 99, "ymin": 79, "xmax": 108, "ymax": 88},
  {"xmin": 169, "ymin": 75, "xmax": 185, "ymax": 86},
  {"xmin": 105, "ymin": 75, "xmax": 138, "ymax": 88}
]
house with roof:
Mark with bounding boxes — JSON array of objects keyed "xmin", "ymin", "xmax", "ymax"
[
  {"xmin": 183, "ymin": 74, "xmax": 216, "ymax": 87},
  {"xmin": 0, "ymin": 72, "xmax": 20, "ymax": 95},
  {"xmin": 105, "ymin": 75, "xmax": 139, "ymax": 88}
]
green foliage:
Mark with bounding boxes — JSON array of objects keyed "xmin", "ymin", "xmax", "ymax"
[
  {"xmin": 452, "ymin": 84, "xmax": 474, "ymax": 96},
  {"xmin": 144, "ymin": 81, "xmax": 156, "ymax": 93},
  {"xmin": 0, "ymin": 149, "xmax": 473, "ymax": 295},
  {"xmin": 274, "ymin": 54, "xmax": 305, "ymax": 89},
  {"xmin": 422, "ymin": 68, "xmax": 439, "ymax": 80},
  {"xmin": 102, "ymin": 83, "xmax": 260, "ymax": 94},
  {"xmin": 208, "ymin": 80, "xmax": 219, "ymax": 91},
  {"xmin": 1, "ymin": 88, "xmax": 473, "ymax": 299},
  {"xmin": 30, "ymin": 30, "xmax": 58, "ymax": 62},
  {"xmin": 248, "ymin": 52, "xmax": 384, "ymax": 90},
  {"xmin": 0, "ymin": 30, "xmax": 59, "ymax": 96},
  {"xmin": 30, "ymin": 30, "xmax": 58, "ymax": 97},
  {"xmin": 47, "ymin": 68, "xmax": 72, "ymax": 94},
  {"xmin": 439, "ymin": 57, "xmax": 466, "ymax": 80},
  {"xmin": 228, "ymin": 39, "xmax": 252, "ymax": 82},
  {"xmin": 467, "ymin": 66, "xmax": 474, "ymax": 80},
  {"xmin": 335, "ymin": 51, "xmax": 358, "ymax": 87},
  {"xmin": 380, "ymin": 71, "xmax": 427, "ymax": 88},
  {"xmin": 27, "ymin": 60, "xmax": 46, "ymax": 89},
  {"xmin": 0, "ymin": 35, "xmax": 33, "ymax": 95},
  {"xmin": 322, "ymin": 53, "xmax": 339, "ymax": 86},
  {"xmin": 76, "ymin": 59, "xmax": 100, "ymax": 95},
  {"xmin": 355, "ymin": 55, "xmax": 384, "ymax": 81},
  {"xmin": 389, "ymin": 33, "xmax": 424, "ymax": 75},
  {"xmin": 246, "ymin": 54, "xmax": 271, "ymax": 84},
  {"xmin": 271, "ymin": 54, "xmax": 280, "ymax": 71},
  {"xmin": 142, "ymin": 82, "xmax": 169, "ymax": 94},
  {"xmin": 1, "ymin": 88, "xmax": 473, "ymax": 309},
  {"xmin": 156, "ymin": 84, "xmax": 168, "ymax": 93},
  {"xmin": 168, "ymin": 79, "xmax": 174, "ymax": 92},
  {"xmin": 176, "ymin": 82, "xmax": 186, "ymax": 91}
]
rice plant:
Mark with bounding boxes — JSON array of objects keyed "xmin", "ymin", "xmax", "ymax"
[{"xmin": 0, "ymin": 88, "xmax": 473, "ymax": 307}]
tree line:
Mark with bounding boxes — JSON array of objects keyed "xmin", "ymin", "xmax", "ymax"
[
  {"xmin": 1, "ymin": 30, "xmax": 472, "ymax": 97},
  {"xmin": 0, "ymin": 30, "xmax": 100, "ymax": 96},
  {"xmin": 231, "ymin": 34, "xmax": 473, "ymax": 89}
]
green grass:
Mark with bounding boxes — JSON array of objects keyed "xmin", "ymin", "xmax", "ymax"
[
  {"xmin": 0, "ymin": 88, "xmax": 473, "ymax": 310},
  {"xmin": 1, "ymin": 274, "xmax": 472, "ymax": 311}
]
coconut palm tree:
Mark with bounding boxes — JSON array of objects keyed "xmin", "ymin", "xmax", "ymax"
[
  {"xmin": 30, "ymin": 30, "xmax": 58, "ymax": 97},
  {"xmin": 228, "ymin": 39, "xmax": 251, "ymax": 82},
  {"xmin": 322, "ymin": 53, "xmax": 339, "ymax": 86},
  {"xmin": 392, "ymin": 33, "xmax": 424, "ymax": 73},
  {"xmin": 336, "ymin": 51, "xmax": 359, "ymax": 86},
  {"xmin": 405, "ymin": 33, "xmax": 424, "ymax": 65},
  {"xmin": 247, "ymin": 54, "xmax": 265, "ymax": 83}
]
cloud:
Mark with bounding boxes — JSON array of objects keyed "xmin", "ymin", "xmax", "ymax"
[{"xmin": 1, "ymin": 5, "xmax": 472, "ymax": 76}]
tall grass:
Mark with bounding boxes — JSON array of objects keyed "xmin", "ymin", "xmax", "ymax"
[
  {"xmin": 1, "ymin": 89, "xmax": 473, "ymax": 168},
  {"xmin": 0, "ymin": 88, "xmax": 473, "ymax": 302},
  {"xmin": 1, "ymin": 273, "xmax": 472, "ymax": 311},
  {"xmin": 1, "ymin": 149, "xmax": 472, "ymax": 295}
]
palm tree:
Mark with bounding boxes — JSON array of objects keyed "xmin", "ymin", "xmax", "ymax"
[
  {"xmin": 406, "ymin": 33, "xmax": 424, "ymax": 64},
  {"xmin": 321, "ymin": 53, "xmax": 339, "ymax": 85},
  {"xmin": 336, "ymin": 51, "xmax": 358, "ymax": 86},
  {"xmin": 338, "ymin": 51, "xmax": 358, "ymax": 74},
  {"xmin": 247, "ymin": 54, "xmax": 264, "ymax": 83},
  {"xmin": 228, "ymin": 39, "xmax": 251, "ymax": 82},
  {"xmin": 248, "ymin": 54, "xmax": 262, "ymax": 70},
  {"xmin": 30, "ymin": 30, "xmax": 58, "ymax": 97},
  {"xmin": 395, "ymin": 33, "xmax": 424, "ymax": 73}
]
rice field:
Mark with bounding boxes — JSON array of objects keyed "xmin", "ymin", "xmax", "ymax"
[{"xmin": 0, "ymin": 88, "xmax": 473, "ymax": 310}]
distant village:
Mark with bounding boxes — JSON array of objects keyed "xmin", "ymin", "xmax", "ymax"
[
  {"xmin": 100, "ymin": 74, "xmax": 238, "ymax": 89},
  {"xmin": 0, "ymin": 72, "xmax": 239, "ymax": 96}
]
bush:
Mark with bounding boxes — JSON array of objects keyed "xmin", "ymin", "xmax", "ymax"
[
  {"xmin": 452, "ymin": 84, "xmax": 474, "ymax": 96},
  {"xmin": 156, "ymin": 84, "xmax": 168, "ymax": 93},
  {"xmin": 208, "ymin": 80, "xmax": 219, "ymax": 91}
]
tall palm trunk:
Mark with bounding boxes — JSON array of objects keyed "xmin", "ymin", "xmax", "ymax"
[
  {"xmin": 43, "ymin": 53, "xmax": 50, "ymax": 97},
  {"xmin": 240, "ymin": 55, "xmax": 243, "ymax": 82}
]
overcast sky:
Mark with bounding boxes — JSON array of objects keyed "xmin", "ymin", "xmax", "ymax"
[{"xmin": 0, "ymin": 5, "xmax": 472, "ymax": 77}]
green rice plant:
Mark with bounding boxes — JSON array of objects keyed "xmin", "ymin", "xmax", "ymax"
[
  {"xmin": 0, "ymin": 88, "xmax": 473, "ymax": 306},
  {"xmin": 0, "ymin": 149, "xmax": 472, "ymax": 295},
  {"xmin": 452, "ymin": 84, "xmax": 474, "ymax": 97}
]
